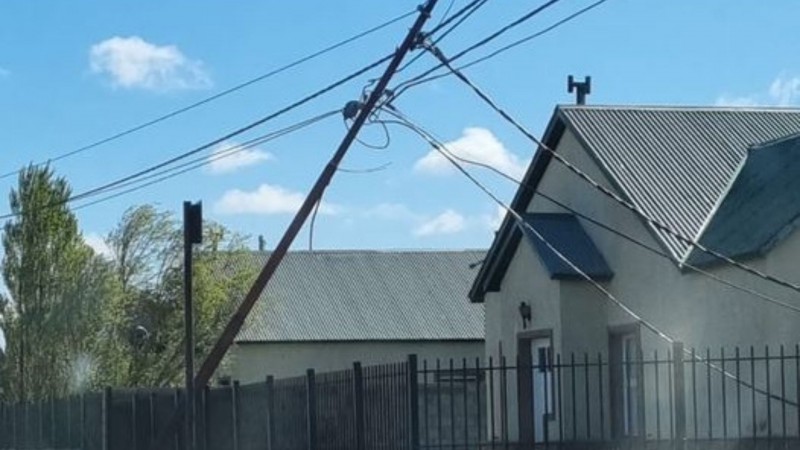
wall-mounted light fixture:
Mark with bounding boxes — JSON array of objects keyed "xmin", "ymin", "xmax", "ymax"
[{"xmin": 519, "ymin": 301, "xmax": 532, "ymax": 329}]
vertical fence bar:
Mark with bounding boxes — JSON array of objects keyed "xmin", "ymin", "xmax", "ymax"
[
  {"xmin": 67, "ymin": 395, "xmax": 72, "ymax": 449},
  {"xmin": 102, "ymin": 388, "xmax": 112, "ymax": 450},
  {"xmin": 489, "ymin": 357, "xmax": 495, "ymax": 450},
  {"xmin": 81, "ymin": 393, "xmax": 86, "ymax": 450},
  {"xmin": 306, "ymin": 370, "xmax": 317, "ymax": 450},
  {"xmin": 571, "ymin": 353, "xmax": 577, "ymax": 441},
  {"xmin": 598, "ymin": 352, "xmax": 605, "ymax": 441},
  {"xmin": 475, "ymin": 358, "xmax": 482, "ymax": 445},
  {"xmin": 796, "ymin": 345, "xmax": 800, "ymax": 442},
  {"xmin": 765, "ymin": 345, "xmax": 772, "ymax": 440},
  {"xmin": 12, "ymin": 402, "xmax": 16, "ymax": 450},
  {"xmin": 736, "ymin": 347, "xmax": 742, "ymax": 438},
  {"xmin": 721, "ymin": 348, "xmax": 727, "ymax": 440},
  {"xmin": 38, "ymin": 400, "xmax": 44, "ymax": 449},
  {"xmin": 706, "ymin": 348, "xmax": 712, "ymax": 439},
  {"xmin": 584, "ymin": 353, "xmax": 591, "ymax": 440},
  {"xmin": 557, "ymin": 354, "xmax": 563, "ymax": 443},
  {"xmin": 174, "ymin": 389, "xmax": 181, "ymax": 450},
  {"xmin": 202, "ymin": 386, "xmax": 210, "ymax": 450},
  {"xmin": 462, "ymin": 358, "xmax": 468, "ymax": 448},
  {"xmin": 780, "ymin": 345, "xmax": 786, "ymax": 440},
  {"xmin": 232, "ymin": 381, "xmax": 240, "ymax": 450},
  {"xmin": 672, "ymin": 342, "xmax": 686, "ymax": 449},
  {"xmin": 449, "ymin": 359, "xmax": 455, "ymax": 449},
  {"xmin": 132, "ymin": 392, "xmax": 138, "ymax": 450},
  {"xmin": 50, "ymin": 396, "xmax": 56, "ymax": 448},
  {"xmin": 409, "ymin": 355, "xmax": 420, "ymax": 450},
  {"xmin": 436, "ymin": 359, "xmax": 442, "ymax": 449},
  {"xmin": 691, "ymin": 348, "xmax": 697, "ymax": 439},
  {"xmin": 750, "ymin": 346, "xmax": 756, "ymax": 440},
  {"xmin": 353, "ymin": 363, "xmax": 364, "ymax": 450},
  {"xmin": 265, "ymin": 376, "xmax": 274, "ymax": 450},
  {"xmin": 149, "ymin": 392, "xmax": 156, "ymax": 450},
  {"xmin": 422, "ymin": 360, "xmax": 429, "ymax": 450},
  {"xmin": 668, "ymin": 349, "xmax": 674, "ymax": 440},
  {"xmin": 655, "ymin": 350, "xmax": 661, "ymax": 441},
  {"xmin": 501, "ymin": 356, "xmax": 509, "ymax": 449}
]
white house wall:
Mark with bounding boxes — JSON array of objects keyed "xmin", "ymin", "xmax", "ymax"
[
  {"xmin": 228, "ymin": 340, "xmax": 484, "ymax": 382},
  {"xmin": 485, "ymin": 127, "xmax": 800, "ymax": 441}
]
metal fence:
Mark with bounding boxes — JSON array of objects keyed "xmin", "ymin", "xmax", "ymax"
[{"xmin": 3, "ymin": 345, "xmax": 800, "ymax": 450}]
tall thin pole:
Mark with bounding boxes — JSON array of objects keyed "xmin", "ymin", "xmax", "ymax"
[
  {"xmin": 193, "ymin": 0, "xmax": 438, "ymax": 388},
  {"xmin": 183, "ymin": 201, "xmax": 202, "ymax": 450}
]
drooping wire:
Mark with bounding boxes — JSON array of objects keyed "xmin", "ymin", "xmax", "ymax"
[
  {"xmin": 386, "ymin": 107, "xmax": 799, "ymax": 407},
  {"xmin": 0, "ymin": 8, "xmax": 417, "ymax": 180},
  {"xmin": 379, "ymin": 108, "xmax": 800, "ymax": 317},
  {"xmin": 424, "ymin": 43, "xmax": 800, "ymax": 296}
]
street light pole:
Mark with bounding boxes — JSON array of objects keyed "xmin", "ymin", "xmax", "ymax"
[{"xmin": 183, "ymin": 201, "xmax": 202, "ymax": 450}]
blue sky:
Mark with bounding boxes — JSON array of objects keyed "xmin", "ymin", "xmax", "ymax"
[{"xmin": 0, "ymin": 0, "xmax": 799, "ymax": 258}]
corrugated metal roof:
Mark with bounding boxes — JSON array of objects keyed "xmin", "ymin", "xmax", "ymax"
[
  {"xmin": 559, "ymin": 106, "xmax": 800, "ymax": 261},
  {"xmin": 687, "ymin": 133, "xmax": 800, "ymax": 265},
  {"xmin": 520, "ymin": 213, "xmax": 613, "ymax": 280},
  {"xmin": 234, "ymin": 250, "xmax": 486, "ymax": 342}
]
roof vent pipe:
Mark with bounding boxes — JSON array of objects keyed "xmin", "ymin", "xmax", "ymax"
[
  {"xmin": 568, "ymin": 75, "xmax": 591, "ymax": 105},
  {"xmin": 258, "ymin": 235, "xmax": 266, "ymax": 251}
]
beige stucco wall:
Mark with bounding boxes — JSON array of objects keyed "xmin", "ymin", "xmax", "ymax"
[
  {"xmin": 227, "ymin": 340, "xmax": 484, "ymax": 382},
  {"xmin": 484, "ymin": 127, "xmax": 800, "ymax": 441}
]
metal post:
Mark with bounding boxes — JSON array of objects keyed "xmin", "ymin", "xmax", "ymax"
[
  {"xmin": 184, "ymin": 200, "xmax": 202, "ymax": 450},
  {"xmin": 265, "ymin": 376, "xmax": 275, "ymax": 450},
  {"xmin": 306, "ymin": 369, "xmax": 317, "ymax": 450},
  {"xmin": 408, "ymin": 354, "xmax": 420, "ymax": 450},
  {"xmin": 231, "ymin": 381, "xmax": 240, "ymax": 450},
  {"xmin": 672, "ymin": 342, "xmax": 686, "ymax": 448},
  {"xmin": 353, "ymin": 363, "xmax": 365, "ymax": 450},
  {"xmin": 103, "ymin": 387, "xmax": 112, "ymax": 450}
]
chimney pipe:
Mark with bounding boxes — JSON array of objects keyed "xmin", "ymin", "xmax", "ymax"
[{"xmin": 258, "ymin": 235, "xmax": 266, "ymax": 251}]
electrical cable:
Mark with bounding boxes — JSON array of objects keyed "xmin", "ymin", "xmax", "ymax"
[
  {"xmin": 388, "ymin": 0, "xmax": 564, "ymax": 102},
  {"xmin": 387, "ymin": 108, "xmax": 799, "ymax": 407},
  {"xmin": 70, "ymin": 111, "xmax": 338, "ymax": 212},
  {"xmin": 0, "ymin": 53, "xmax": 395, "ymax": 220},
  {"xmin": 379, "ymin": 109, "xmax": 800, "ymax": 317},
  {"xmin": 424, "ymin": 45, "xmax": 800, "ymax": 297},
  {"xmin": 395, "ymin": 0, "xmax": 608, "ymax": 94},
  {"xmin": 0, "ymin": 8, "xmax": 417, "ymax": 180}
]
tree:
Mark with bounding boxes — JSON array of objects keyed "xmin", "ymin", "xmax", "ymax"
[
  {"xmin": 0, "ymin": 165, "xmax": 103, "ymax": 401},
  {"xmin": 91, "ymin": 205, "xmax": 254, "ymax": 387}
]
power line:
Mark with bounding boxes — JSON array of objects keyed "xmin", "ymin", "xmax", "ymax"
[
  {"xmin": 396, "ymin": 0, "xmax": 608, "ymax": 93},
  {"xmin": 389, "ymin": 0, "xmax": 564, "ymax": 102},
  {"xmin": 0, "ymin": 8, "xmax": 416, "ymax": 181},
  {"xmin": 378, "ymin": 110, "xmax": 800, "ymax": 317},
  {"xmin": 424, "ymin": 44, "xmax": 800, "ymax": 296},
  {"xmin": 0, "ymin": 53, "xmax": 394, "ymax": 220},
  {"xmin": 70, "ymin": 111, "xmax": 338, "ymax": 212},
  {"xmin": 387, "ymin": 108, "xmax": 799, "ymax": 407}
]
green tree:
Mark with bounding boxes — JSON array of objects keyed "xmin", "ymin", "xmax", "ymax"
[
  {"xmin": 0, "ymin": 165, "xmax": 103, "ymax": 401},
  {"xmin": 91, "ymin": 205, "xmax": 254, "ymax": 387}
]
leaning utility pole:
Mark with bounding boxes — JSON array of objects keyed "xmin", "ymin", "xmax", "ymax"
[
  {"xmin": 149, "ymin": 3, "xmax": 437, "ymax": 448},
  {"xmin": 193, "ymin": 0, "xmax": 438, "ymax": 388},
  {"xmin": 182, "ymin": 201, "xmax": 202, "ymax": 450}
]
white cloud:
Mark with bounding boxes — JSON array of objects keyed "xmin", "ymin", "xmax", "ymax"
[
  {"xmin": 84, "ymin": 233, "xmax": 112, "ymax": 259},
  {"xmin": 413, "ymin": 209, "xmax": 466, "ymax": 237},
  {"xmin": 90, "ymin": 36, "xmax": 210, "ymax": 91},
  {"xmin": 206, "ymin": 142, "xmax": 273, "ymax": 175},
  {"xmin": 0, "ymin": 67, "xmax": 9, "ymax": 78},
  {"xmin": 214, "ymin": 184, "xmax": 339, "ymax": 215},
  {"xmin": 716, "ymin": 73, "xmax": 800, "ymax": 107},
  {"xmin": 483, "ymin": 205, "xmax": 507, "ymax": 231},
  {"xmin": 363, "ymin": 202, "xmax": 421, "ymax": 222},
  {"xmin": 414, "ymin": 127, "xmax": 527, "ymax": 180}
]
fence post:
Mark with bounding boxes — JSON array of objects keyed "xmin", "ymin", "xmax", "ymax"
[
  {"xmin": 265, "ymin": 376, "xmax": 275, "ymax": 450},
  {"xmin": 80, "ymin": 393, "xmax": 86, "ymax": 450},
  {"xmin": 306, "ymin": 369, "xmax": 318, "ymax": 450},
  {"xmin": 672, "ymin": 342, "xmax": 686, "ymax": 448},
  {"xmin": 353, "ymin": 362, "xmax": 365, "ymax": 450},
  {"xmin": 103, "ymin": 387, "xmax": 112, "ymax": 450},
  {"xmin": 407, "ymin": 355, "xmax": 420, "ymax": 450},
  {"xmin": 202, "ymin": 386, "xmax": 210, "ymax": 450},
  {"xmin": 232, "ymin": 381, "xmax": 240, "ymax": 450},
  {"xmin": 51, "ymin": 396, "xmax": 56, "ymax": 448}
]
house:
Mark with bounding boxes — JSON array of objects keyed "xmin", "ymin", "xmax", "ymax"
[
  {"xmin": 469, "ymin": 105, "xmax": 800, "ymax": 445},
  {"xmin": 225, "ymin": 249, "xmax": 486, "ymax": 382}
]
